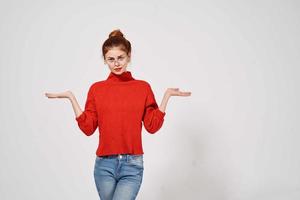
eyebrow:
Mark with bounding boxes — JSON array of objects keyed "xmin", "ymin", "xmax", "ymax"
[{"xmin": 107, "ymin": 54, "xmax": 125, "ymax": 59}]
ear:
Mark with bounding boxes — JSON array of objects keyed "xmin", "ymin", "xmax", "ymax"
[
  {"xmin": 128, "ymin": 52, "xmax": 131, "ymax": 62},
  {"xmin": 103, "ymin": 56, "xmax": 107, "ymax": 64}
]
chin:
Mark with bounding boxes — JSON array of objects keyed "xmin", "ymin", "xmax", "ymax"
[
  {"xmin": 112, "ymin": 70, "xmax": 122, "ymax": 75},
  {"xmin": 113, "ymin": 68, "xmax": 127, "ymax": 74}
]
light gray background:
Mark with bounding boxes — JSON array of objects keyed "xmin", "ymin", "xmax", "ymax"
[{"xmin": 0, "ymin": 0, "xmax": 299, "ymax": 199}]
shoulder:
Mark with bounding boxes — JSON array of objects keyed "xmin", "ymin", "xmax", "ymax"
[
  {"xmin": 91, "ymin": 80, "xmax": 106, "ymax": 88},
  {"xmin": 133, "ymin": 79, "xmax": 152, "ymax": 89},
  {"xmin": 87, "ymin": 80, "xmax": 106, "ymax": 93},
  {"xmin": 133, "ymin": 80, "xmax": 156, "ymax": 97}
]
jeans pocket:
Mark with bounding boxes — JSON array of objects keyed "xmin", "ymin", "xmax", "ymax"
[{"xmin": 128, "ymin": 155, "xmax": 144, "ymax": 167}]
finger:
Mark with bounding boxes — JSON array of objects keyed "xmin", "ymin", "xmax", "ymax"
[
  {"xmin": 179, "ymin": 92, "xmax": 192, "ymax": 96},
  {"xmin": 45, "ymin": 93, "xmax": 57, "ymax": 98}
]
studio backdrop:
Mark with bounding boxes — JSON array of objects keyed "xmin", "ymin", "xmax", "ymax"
[{"xmin": 0, "ymin": 1, "xmax": 299, "ymax": 199}]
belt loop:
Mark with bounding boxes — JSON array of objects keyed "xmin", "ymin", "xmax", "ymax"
[{"xmin": 126, "ymin": 154, "xmax": 129, "ymax": 162}]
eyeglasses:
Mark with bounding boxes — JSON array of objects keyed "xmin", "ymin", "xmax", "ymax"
[{"xmin": 105, "ymin": 55, "xmax": 128, "ymax": 64}]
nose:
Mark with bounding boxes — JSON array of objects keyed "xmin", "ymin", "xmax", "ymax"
[{"xmin": 114, "ymin": 60, "xmax": 120, "ymax": 66}]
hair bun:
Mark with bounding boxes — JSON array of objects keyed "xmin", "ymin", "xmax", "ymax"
[{"xmin": 109, "ymin": 29, "xmax": 124, "ymax": 38}]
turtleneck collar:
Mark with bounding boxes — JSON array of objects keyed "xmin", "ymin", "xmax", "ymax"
[{"xmin": 106, "ymin": 70, "xmax": 135, "ymax": 82}]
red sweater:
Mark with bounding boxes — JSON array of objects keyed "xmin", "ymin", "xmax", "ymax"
[{"xmin": 75, "ymin": 71, "xmax": 166, "ymax": 156}]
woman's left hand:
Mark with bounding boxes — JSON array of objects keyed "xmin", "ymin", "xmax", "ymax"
[
  {"xmin": 165, "ymin": 88, "xmax": 192, "ymax": 97},
  {"xmin": 159, "ymin": 88, "xmax": 192, "ymax": 113}
]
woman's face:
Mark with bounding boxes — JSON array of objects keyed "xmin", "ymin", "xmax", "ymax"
[{"xmin": 104, "ymin": 47, "xmax": 131, "ymax": 75}]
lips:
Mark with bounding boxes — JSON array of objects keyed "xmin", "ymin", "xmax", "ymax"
[{"xmin": 115, "ymin": 68, "xmax": 122, "ymax": 71}]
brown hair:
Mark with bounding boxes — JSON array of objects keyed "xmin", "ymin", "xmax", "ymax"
[{"xmin": 102, "ymin": 29, "xmax": 131, "ymax": 59}]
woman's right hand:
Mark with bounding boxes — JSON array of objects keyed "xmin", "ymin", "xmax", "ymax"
[
  {"xmin": 45, "ymin": 90, "xmax": 83, "ymax": 119},
  {"xmin": 45, "ymin": 90, "xmax": 73, "ymax": 99}
]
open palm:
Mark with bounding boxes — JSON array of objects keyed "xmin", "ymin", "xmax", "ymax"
[
  {"xmin": 166, "ymin": 88, "xmax": 191, "ymax": 97},
  {"xmin": 45, "ymin": 90, "xmax": 73, "ymax": 99}
]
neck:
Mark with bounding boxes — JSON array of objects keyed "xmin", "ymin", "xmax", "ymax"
[{"xmin": 106, "ymin": 70, "xmax": 134, "ymax": 82}]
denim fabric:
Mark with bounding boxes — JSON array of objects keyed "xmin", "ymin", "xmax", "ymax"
[{"xmin": 94, "ymin": 154, "xmax": 144, "ymax": 200}]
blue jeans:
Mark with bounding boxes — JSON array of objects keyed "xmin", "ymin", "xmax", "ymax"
[{"xmin": 93, "ymin": 154, "xmax": 144, "ymax": 200}]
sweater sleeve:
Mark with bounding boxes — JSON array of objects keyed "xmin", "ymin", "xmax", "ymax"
[
  {"xmin": 142, "ymin": 84, "xmax": 166, "ymax": 134},
  {"xmin": 75, "ymin": 85, "xmax": 98, "ymax": 136}
]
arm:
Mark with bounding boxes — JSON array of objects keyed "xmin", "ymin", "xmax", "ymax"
[
  {"xmin": 69, "ymin": 94, "xmax": 83, "ymax": 118},
  {"xmin": 143, "ymin": 85, "xmax": 192, "ymax": 134},
  {"xmin": 45, "ymin": 87, "xmax": 98, "ymax": 136},
  {"xmin": 69, "ymin": 93, "xmax": 83, "ymax": 118},
  {"xmin": 159, "ymin": 88, "xmax": 192, "ymax": 113},
  {"xmin": 142, "ymin": 85, "xmax": 166, "ymax": 134},
  {"xmin": 158, "ymin": 92, "xmax": 171, "ymax": 113},
  {"xmin": 45, "ymin": 90, "xmax": 83, "ymax": 117},
  {"xmin": 144, "ymin": 87, "xmax": 191, "ymax": 134}
]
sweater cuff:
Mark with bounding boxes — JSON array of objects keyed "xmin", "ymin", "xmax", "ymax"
[
  {"xmin": 76, "ymin": 112, "xmax": 86, "ymax": 122},
  {"xmin": 156, "ymin": 109, "xmax": 166, "ymax": 118}
]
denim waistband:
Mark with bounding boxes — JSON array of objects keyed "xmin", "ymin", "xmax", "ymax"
[{"xmin": 98, "ymin": 154, "xmax": 143, "ymax": 159}]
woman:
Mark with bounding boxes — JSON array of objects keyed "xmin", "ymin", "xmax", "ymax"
[{"xmin": 45, "ymin": 29, "xmax": 191, "ymax": 200}]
